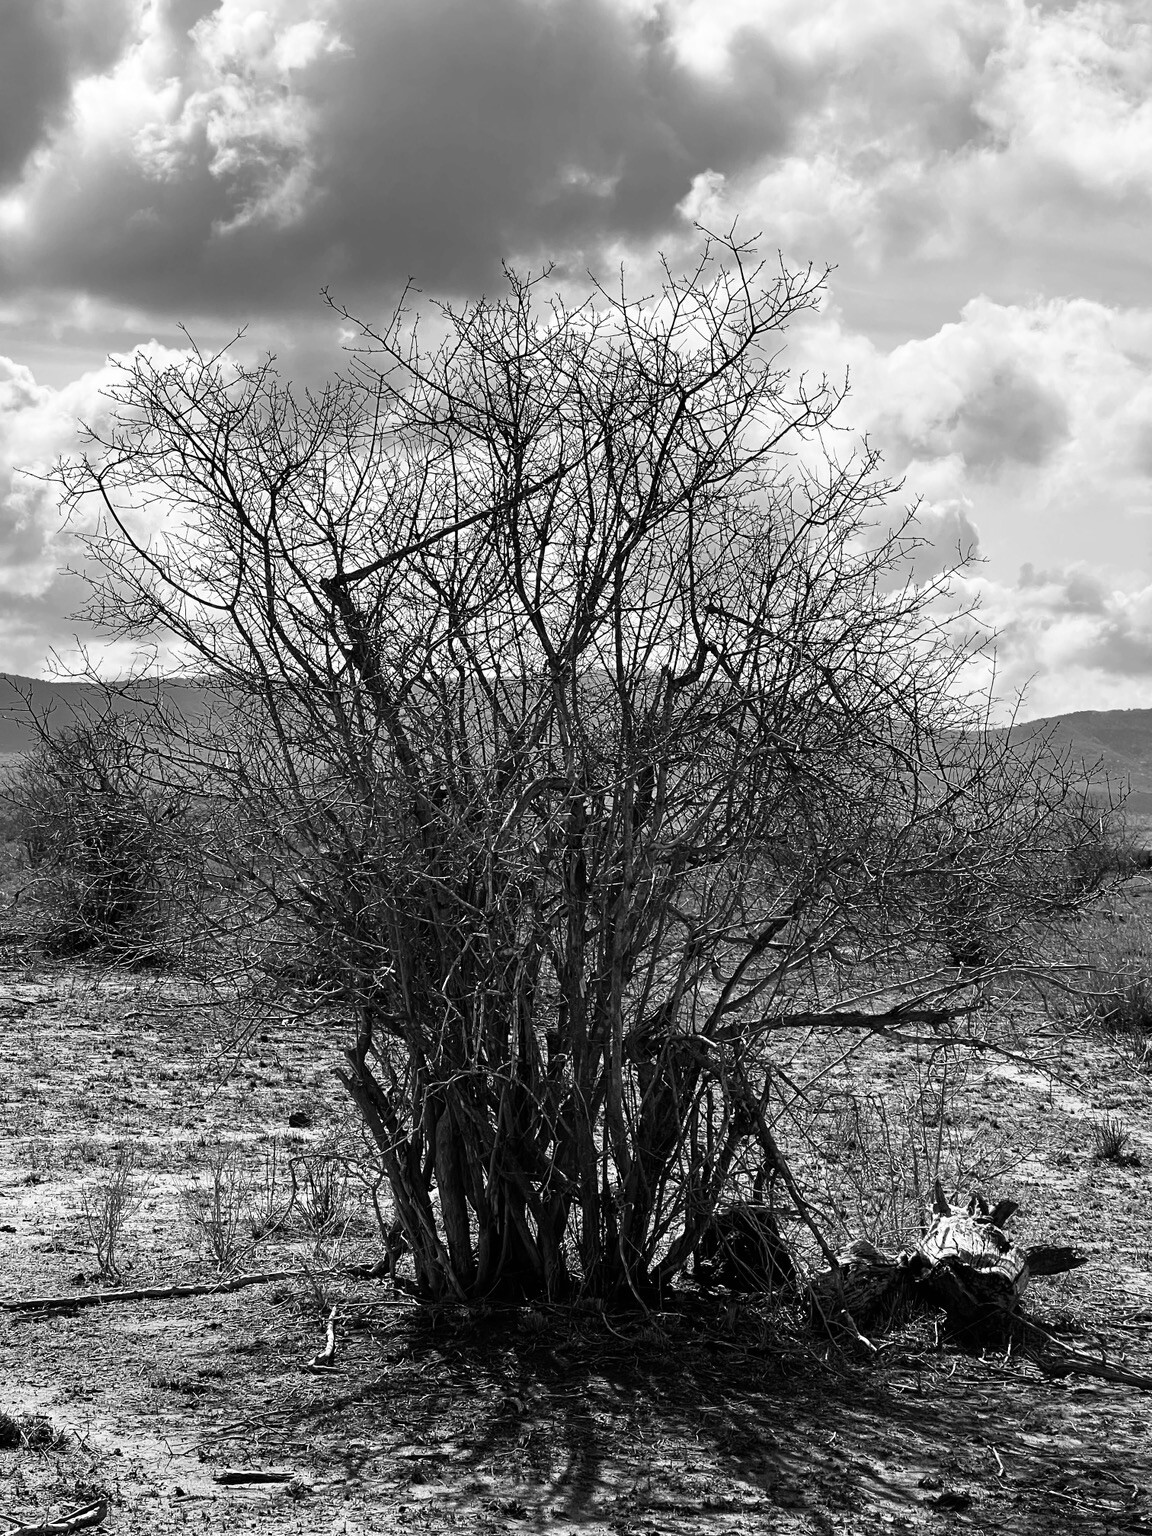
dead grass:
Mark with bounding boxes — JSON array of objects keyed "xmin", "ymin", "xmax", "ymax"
[
  {"xmin": 804, "ymin": 1049, "xmax": 1014, "ymax": 1251},
  {"xmin": 1063, "ymin": 892, "xmax": 1152, "ymax": 1069},
  {"xmin": 1091, "ymin": 1113, "xmax": 1138, "ymax": 1165}
]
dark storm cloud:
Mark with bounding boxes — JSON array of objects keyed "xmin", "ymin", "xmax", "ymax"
[
  {"xmin": 5, "ymin": 0, "xmax": 816, "ymax": 315},
  {"xmin": 307, "ymin": 0, "xmax": 805, "ymax": 289},
  {"xmin": 0, "ymin": 0, "xmax": 133, "ymax": 186},
  {"xmin": 950, "ymin": 363, "xmax": 1070, "ymax": 473}
]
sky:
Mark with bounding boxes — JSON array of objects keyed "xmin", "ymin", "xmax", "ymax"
[{"xmin": 1, "ymin": 0, "xmax": 1150, "ymax": 720}]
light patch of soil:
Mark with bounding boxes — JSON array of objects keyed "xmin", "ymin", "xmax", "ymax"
[{"xmin": 2, "ymin": 951, "xmax": 1152, "ymax": 1534}]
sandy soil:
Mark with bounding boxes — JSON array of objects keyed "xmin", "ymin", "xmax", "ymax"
[{"xmin": 2, "ymin": 948, "xmax": 1152, "ymax": 1535}]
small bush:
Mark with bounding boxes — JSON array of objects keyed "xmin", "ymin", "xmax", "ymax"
[
  {"xmin": 297, "ymin": 1149, "xmax": 350, "ymax": 1249},
  {"xmin": 3, "ymin": 710, "xmax": 204, "ymax": 963},
  {"xmin": 812, "ymin": 1052, "xmax": 1009, "ymax": 1251},
  {"xmin": 181, "ymin": 1144, "xmax": 256, "ymax": 1273},
  {"xmin": 1065, "ymin": 817, "xmax": 1148, "ymax": 894},
  {"xmin": 78, "ymin": 1143, "xmax": 148, "ymax": 1282},
  {"xmin": 1092, "ymin": 971, "xmax": 1152, "ymax": 1036},
  {"xmin": 248, "ymin": 1136, "xmax": 294, "ymax": 1240}
]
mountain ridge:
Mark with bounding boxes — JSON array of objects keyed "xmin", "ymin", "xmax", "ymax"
[
  {"xmin": 1002, "ymin": 707, "xmax": 1152, "ymax": 810},
  {"xmin": 2, "ymin": 673, "xmax": 1150, "ymax": 806}
]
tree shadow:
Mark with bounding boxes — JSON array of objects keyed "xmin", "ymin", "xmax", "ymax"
[{"xmin": 284, "ymin": 1300, "xmax": 1147, "ymax": 1532}]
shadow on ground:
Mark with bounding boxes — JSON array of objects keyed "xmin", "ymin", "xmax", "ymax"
[{"xmin": 280, "ymin": 1300, "xmax": 1149, "ymax": 1534}]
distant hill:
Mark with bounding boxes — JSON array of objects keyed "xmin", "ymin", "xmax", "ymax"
[
  {"xmin": 0, "ymin": 674, "xmax": 215, "ymax": 761},
  {"xmin": 1004, "ymin": 709, "xmax": 1152, "ymax": 816},
  {"xmin": 0, "ymin": 676, "xmax": 109, "ymax": 758},
  {"xmin": 2, "ymin": 673, "xmax": 1151, "ymax": 813}
]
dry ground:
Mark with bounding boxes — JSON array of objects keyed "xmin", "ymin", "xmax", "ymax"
[{"xmin": 2, "ymin": 930, "xmax": 1152, "ymax": 1534}]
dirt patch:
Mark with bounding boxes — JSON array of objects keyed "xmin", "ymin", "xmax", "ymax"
[{"xmin": 2, "ymin": 954, "xmax": 1152, "ymax": 1534}]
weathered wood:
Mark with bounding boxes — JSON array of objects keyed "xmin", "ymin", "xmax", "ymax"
[
  {"xmin": 810, "ymin": 1240, "xmax": 916, "ymax": 1334},
  {"xmin": 1025, "ymin": 1245, "xmax": 1087, "ymax": 1277},
  {"xmin": 915, "ymin": 1195, "xmax": 1029, "ymax": 1341},
  {"xmin": 212, "ymin": 1471, "xmax": 295, "ymax": 1485},
  {"xmin": 4, "ymin": 1499, "xmax": 107, "ymax": 1536},
  {"xmin": 812, "ymin": 1187, "xmax": 1085, "ymax": 1344},
  {"xmin": 1, "ymin": 1271, "xmax": 295, "ymax": 1313},
  {"xmin": 307, "ymin": 1305, "xmax": 338, "ymax": 1368}
]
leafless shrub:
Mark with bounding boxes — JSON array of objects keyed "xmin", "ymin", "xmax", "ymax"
[
  {"xmin": 247, "ymin": 1136, "xmax": 294, "ymax": 1240},
  {"xmin": 78, "ymin": 1143, "xmax": 148, "ymax": 1282},
  {"xmin": 1072, "ymin": 913, "xmax": 1152, "ymax": 1070},
  {"xmin": 57, "ymin": 233, "xmax": 1118, "ymax": 1303},
  {"xmin": 1090, "ymin": 962, "xmax": 1152, "ymax": 1034},
  {"xmin": 296, "ymin": 1149, "xmax": 350, "ymax": 1250},
  {"xmin": 811, "ymin": 1053, "xmax": 1009, "ymax": 1251},
  {"xmin": 1066, "ymin": 816, "xmax": 1152, "ymax": 894},
  {"xmin": 180, "ymin": 1144, "xmax": 256, "ymax": 1273},
  {"xmin": 2, "ymin": 707, "xmax": 206, "ymax": 964},
  {"xmin": 341, "ymin": 1126, "xmax": 408, "ymax": 1262}
]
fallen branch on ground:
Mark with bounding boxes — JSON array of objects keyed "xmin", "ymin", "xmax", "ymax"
[
  {"xmin": 212, "ymin": 1471, "xmax": 295, "ymax": 1486},
  {"xmin": 304, "ymin": 1305, "xmax": 339, "ymax": 1371},
  {"xmin": 0, "ymin": 1271, "xmax": 295, "ymax": 1313},
  {"xmin": 1, "ymin": 1498, "xmax": 108, "ymax": 1535},
  {"xmin": 1025, "ymin": 1348, "xmax": 1152, "ymax": 1391},
  {"xmin": 1019, "ymin": 1313, "xmax": 1152, "ymax": 1391}
]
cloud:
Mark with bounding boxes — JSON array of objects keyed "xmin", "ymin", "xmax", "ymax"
[
  {"xmin": 1018, "ymin": 562, "xmax": 1109, "ymax": 614},
  {"xmin": 0, "ymin": 0, "xmax": 1150, "ymax": 711},
  {"xmin": 0, "ymin": 353, "xmax": 98, "ymax": 676},
  {"xmin": 905, "ymin": 498, "xmax": 981, "ymax": 582},
  {"xmin": 976, "ymin": 0, "xmax": 1152, "ymax": 199},
  {"xmin": 0, "ymin": 344, "xmax": 196, "ymax": 678},
  {"xmin": 771, "ymin": 284, "xmax": 1152, "ymax": 712},
  {"xmin": 665, "ymin": 1, "xmax": 1152, "ymax": 342},
  {"xmin": 0, "ymin": 357, "xmax": 80, "ymax": 594},
  {"xmin": 972, "ymin": 564, "xmax": 1152, "ymax": 717},
  {"xmin": 952, "ymin": 363, "xmax": 1070, "ymax": 473},
  {"xmin": 789, "ymin": 291, "xmax": 1152, "ymax": 580},
  {"xmin": 0, "ymin": 0, "xmax": 133, "ymax": 187},
  {"xmin": 870, "ymin": 311, "xmax": 1075, "ymax": 475},
  {"xmin": 2, "ymin": 0, "xmax": 1148, "ymax": 339},
  {"xmin": 0, "ymin": 0, "xmax": 820, "ymax": 316}
]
